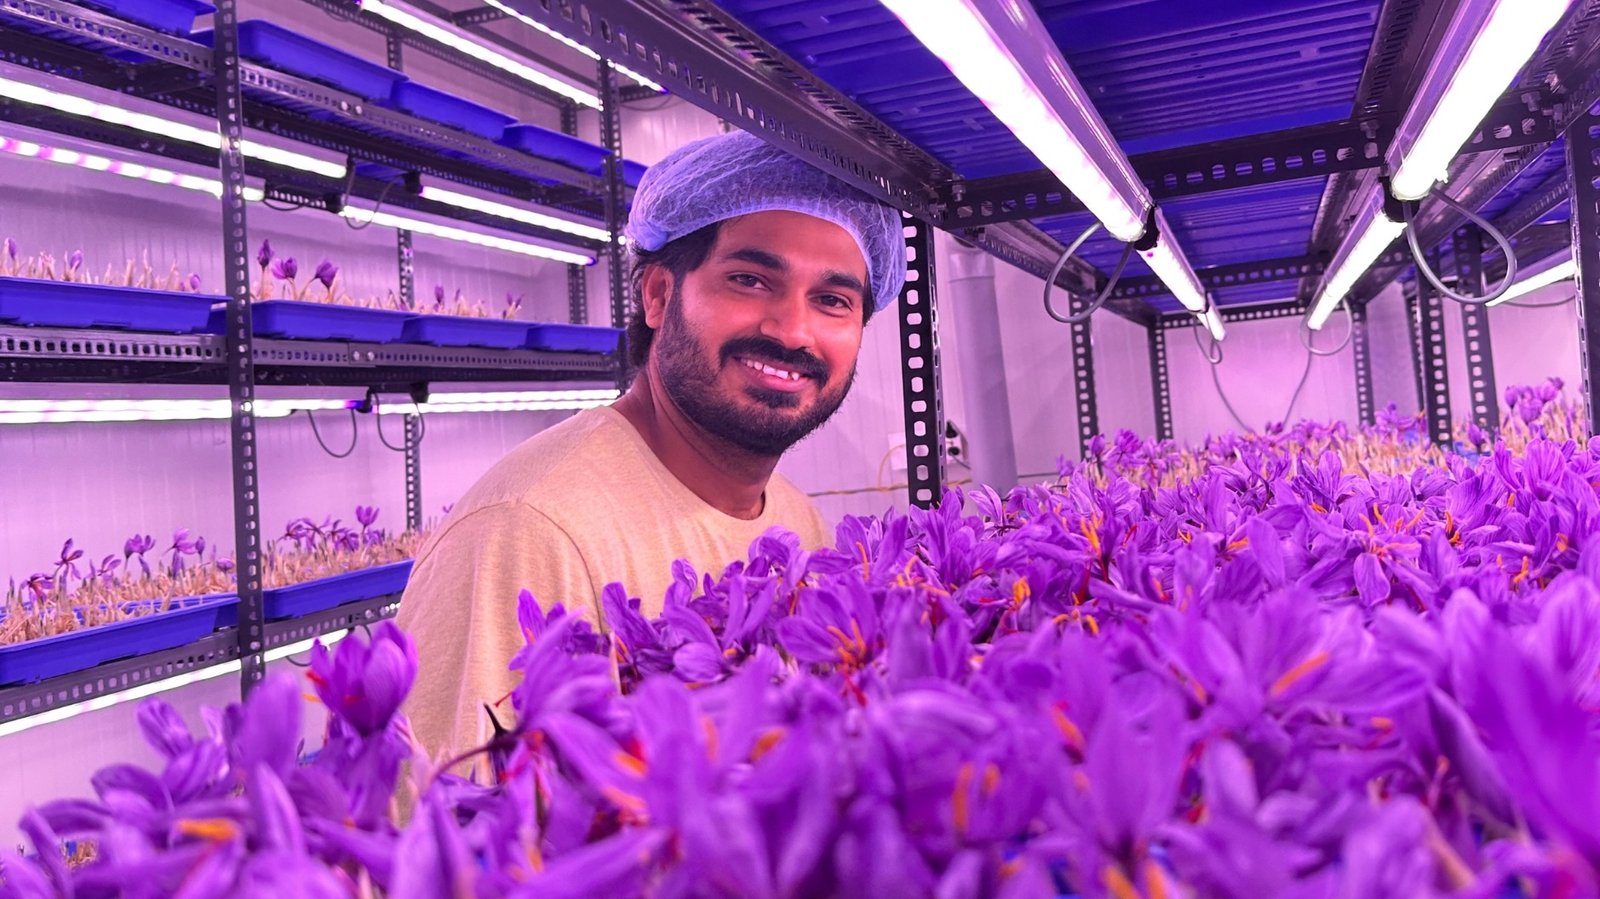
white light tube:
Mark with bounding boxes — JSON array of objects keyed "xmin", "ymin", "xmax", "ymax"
[
  {"xmin": 0, "ymin": 629, "xmax": 354, "ymax": 739},
  {"xmin": 1197, "ymin": 306, "xmax": 1227, "ymax": 342},
  {"xmin": 339, "ymin": 206, "xmax": 596, "ymax": 265},
  {"xmin": 880, "ymin": 0, "xmax": 1148, "ymax": 242},
  {"xmin": 361, "ymin": 0, "xmax": 601, "ymax": 108},
  {"xmin": 1487, "ymin": 255, "xmax": 1575, "ymax": 306},
  {"xmin": 0, "ymin": 133, "xmax": 264, "ymax": 201},
  {"xmin": 1306, "ymin": 197, "xmax": 1407, "ymax": 330},
  {"xmin": 0, "ymin": 74, "xmax": 346, "ymax": 179},
  {"xmin": 480, "ymin": 0, "xmax": 664, "ymax": 91},
  {"xmin": 1388, "ymin": 0, "xmax": 1572, "ymax": 201},
  {"xmin": 419, "ymin": 185, "xmax": 610, "ymax": 242},
  {"xmin": 0, "ymin": 398, "xmax": 347, "ymax": 425},
  {"xmin": 421, "ymin": 389, "xmax": 619, "ymax": 404},
  {"xmin": 1137, "ymin": 210, "xmax": 1209, "ymax": 313}
]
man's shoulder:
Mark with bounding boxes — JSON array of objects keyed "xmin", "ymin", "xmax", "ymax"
[{"xmin": 455, "ymin": 407, "xmax": 634, "ymax": 511}]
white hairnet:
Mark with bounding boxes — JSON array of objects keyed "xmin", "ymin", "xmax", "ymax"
[{"xmin": 624, "ymin": 131, "xmax": 905, "ymax": 313}]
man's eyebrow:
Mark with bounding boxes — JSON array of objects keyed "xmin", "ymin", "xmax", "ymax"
[
  {"xmin": 820, "ymin": 270, "xmax": 867, "ymax": 296},
  {"xmin": 717, "ymin": 247, "xmax": 787, "ymax": 271}
]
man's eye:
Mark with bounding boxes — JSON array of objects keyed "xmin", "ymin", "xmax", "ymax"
[
  {"xmin": 818, "ymin": 294, "xmax": 852, "ymax": 310},
  {"xmin": 730, "ymin": 273, "xmax": 763, "ymax": 288}
]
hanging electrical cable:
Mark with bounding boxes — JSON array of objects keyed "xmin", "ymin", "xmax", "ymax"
[
  {"xmin": 304, "ymin": 408, "xmax": 359, "ymax": 458},
  {"xmin": 1299, "ymin": 298, "xmax": 1355, "ymax": 356},
  {"xmin": 1402, "ymin": 186, "xmax": 1520, "ymax": 305},
  {"xmin": 371, "ymin": 392, "xmax": 426, "ymax": 452},
  {"xmin": 1041, "ymin": 222, "xmax": 1138, "ymax": 325},
  {"xmin": 1198, "ymin": 311, "xmax": 1316, "ymax": 431}
]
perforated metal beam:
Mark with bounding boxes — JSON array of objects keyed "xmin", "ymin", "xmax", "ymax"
[
  {"xmin": 1569, "ymin": 99, "xmax": 1600, "ymax": 433},
  {"xmin": 1351, "ymin": 301, "xmax": 1375, "ymax": 425},
  {"xmin": 1452, "ymin": 226, "xmax": 1500, "ymax": 432},
  {"xmin": 1069, "ymin": 292, "xmax": 1099, "ymax": 452},
  {"xmin": 1415, "ymin": 248, "xmax": 1454, "ymax": 447},
  {"xmin": 1148, "ymin": 326, "xmax": 1173, "ymax": 442},
  {"xmin": 1405, "ymin": 285, "xmax": 1428, "ymax": 415},
  {"xmin": 1114, "ymin": 254, "xmax": 1329, "ymax": 301},
  {"xmin": 900, "ymin": 219, "xmax": 946, "ymax": 508},
  {"xmin": 404, "ymin": 413, "xmax": 423, "ymax": 531},
  {"xmin": 1158, "ymin": 299, "xmax": 1311, "ymax": 328}
]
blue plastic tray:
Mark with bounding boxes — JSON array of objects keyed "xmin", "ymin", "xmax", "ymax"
[
  {"xmin": 77, "ymin": 0, "xmax": 214, "ymax": 33},
  {"xmin": 498, "ymin": 124, "xmax": 610, "ymax": 171},
  {"xmin": 263, "ymin": 561, "xmax": 413, "ymax": 621},
  {"xmin": 0, "ymin": 594, "xmax": 235, "ymax": 686},
  {"xmin": 589, "ymin": 158, "xmax": 649, "ymax": 188},
  {"xmin": 0, "ymin": 279, "xmax": 221, "ymax": 333},
  {"xmin": 402, "ymin": 315, "xmax": 531, "ymax": 349},
  {"xmin": 527, "ymin": 323, "xmax": 622, "ymax": 353},
  {"xmin": 193, "ymin": 21, "xmax": 407, "ymax": 101},
  {"xmin": 207, "ymin": 302, "xmax": 414, "ymax": 343},
  {"xmin": 389, "ymin": 82, "xmax": 516, "ymax": 140}
]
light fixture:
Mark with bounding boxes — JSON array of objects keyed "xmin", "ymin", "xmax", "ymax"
[
  {"xmin": 881, "ymin": 0, "xmax": 1147, "ymax": 242},
  {"xmin": 0, "ymin": 133, "xmax": 266, "ymax": 201},
  {"xmin": 1306, "ymin": 194, "xmax": 1406, "ymax": 330},
  {"xmin": 0, "ymin": 628, "xmax": 355, "ymax": 739},
  {"xmin": 1387, "ymin": 0, "xmax": 1573, "ymax": 201},
  {"xmin": 370, "ymin": 388, "xmax": 620, "ymax": 414},
  {"xmin": 360, "ymin": 0, "xmax": 601, "ymax": 108},
  {"xmin": 0, "ymin": 391, "xmax": 619, "ymax": 424},
  {"xmin": 339, "ymin": 206, "xmax": 596, "ymax": 265},
  {"xmin": 0, "ymin": 73, "xmax": 346, "ymax": 179},
  {"xmin": 1487, "ymin": 254, "xmax": 1575, "ymax": 306},
  {"xmin": 419, "ymin": 184, "xmax": 610, "ymax": 242},
  {"xmin": 1137, "ymin": 210, "xmax": 1208, "ymax": 313},
  {"xmin": 479, "ymin": 0, "xmax": 665, "ymax": 92},
  {"xmin": 1198, "ymin": 306, "xmax": 1227, "ymax": 342}
]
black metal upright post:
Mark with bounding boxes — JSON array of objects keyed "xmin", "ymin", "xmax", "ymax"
[
  {"xmin": 1452, "ymin": 225, "xmax": 1500, "ymax": 432},
  {"xmin": 1350, "ymin": 300, "xmax": 1375, "ymax": 426},
  {"xmin": 1069, "ymin": 292, "xmax": 1100, "ymax": 452},
  {"xmin": 598, "ymin": 62, "xmax": 628, "ymax": 383},
  {"xmin": 560, "ymin": 102, "xmax": 589, "ymax": 325},
  {"xmin": 404, "ymin": 414, "xmax": 423, "ymax": 532},
  {"xmin": 215, "ymin": 0, "xmax": 263, "ymax": 693},
  {"xmin": 1404, "ymin": 284, "xmax": 1427, "ymax": 414},
  {"xmin": 899, "ymin": 217, "xmax": 946, "ymax": 508},
  {"xmin": 1568, "ymin": 101, "xmax": 1600, "ymax": 435},
  {"xmin": 386, "ymin": 29, "xmax": 424, "ymax": 528},
  {"xmin": 1148, "ymin": 325, "xmax": 1174, "ymax": 441},
  {"xmin": 1415, "ymin": 247, "xmax": 1454, "ymax": 447}
]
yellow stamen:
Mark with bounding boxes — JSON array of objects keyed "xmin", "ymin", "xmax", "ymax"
[
  {"xmin": 1270, "ymin": 651, "xmax": 1331, "ymax": 698},
  {"xmin": 1512, "ymin": 556, "xmax": 1533, "ymax": 586},
  {"xmin": 599, "ymin": 785, "xmax": 647, "ymax": 816},
  {"xmin": 177, "ymin": 818, "xmax": 238, "ymax": 842},
  {"xmin": 1102, "ymin": 864, "xmax": 1142, "ymax": 899},
  {"xmin": 981, "ymin": 763, "xmax": 1000, "ymax": 795},
  {"xmin": 1012, "ymin": 579, "xmax": 1031, "ymax": 609},
  {"xmin": 1051, "ymin": 706, "xmax": 1085, "ymax": 753},
  {"xmin": 1082, "ymin": 614, "xmax": 1100, "ymax": 636},
  {"xmin": 701, "ymin": 716, "xmax": 719, "ymax": 763},
  {"xmin": 1144, "ymin": 860, "xmax": 1171, "ymax": 899},
  {"xmin": 751, "ymin": 727, "xmax": 785, "ymax": 761},
  {"xmin": 614, "ymin": 750, "xmax": 647, "ymax": 776},
  {"xmin": 951, "ymin": 763, "xmax": 974, "ymax": 835}
]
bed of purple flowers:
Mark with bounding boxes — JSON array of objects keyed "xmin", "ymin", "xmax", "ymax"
[{"xmin": 3, "ymin": 395, "xmax": 1599, "ymax": 897}]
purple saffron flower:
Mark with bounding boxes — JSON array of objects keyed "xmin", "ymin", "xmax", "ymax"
[
  {"xmin": 355, "ymin": 505, "xmax": 379, "ymax": 529},
  {"xmin": 313, "ymin": 258, "xmax": 338, "ymax": 291},
  {"xmin": 270, "ymin": 256, "xmax": 298, "ymax": 282},
  {"xmin": 67, "ymin": 249, "xmax": 83, "ymax": 272},
  {"xmin": 308, "ymin": 622, "xmax": 417, "ymax": 738},
  {"xmin": 216, "ymin": 557, "xmax": 236, "ymax": 574},
  {"xmin": 55, "ymin": 539, "xmax": 84, "ymax": 581},
  {"xmin": 433, "ymin": 285, "xmax": 445, "ymax": 309},
  {"xmin": 4, "ymin": 237, "xmax": 16, "ymax": 262},
  {"xmin": 188, "ymin": 272, "xmax": 202, "ymax": 292},
  {"xmin": 257, "ymin": 238, "xmax": 273, "ymax": 268},
  {"xmin": 124, "ymin": 533, "xmax": 154, "ymax": 579}
]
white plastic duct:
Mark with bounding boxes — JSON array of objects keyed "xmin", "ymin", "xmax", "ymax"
[{"xmin": 947, "ymin": 242, "xmax": 1019, "ymax": 493}]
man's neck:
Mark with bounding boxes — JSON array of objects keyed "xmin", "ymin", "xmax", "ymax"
[{"xmin": 612, "ymin": 368, "xmax": 779, "ymax": 520}]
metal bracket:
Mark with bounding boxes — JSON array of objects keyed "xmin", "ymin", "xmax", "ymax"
[
  {"xmin": 1158, "ymin": 299, "xmax": 1310, "ymax": 328},
  {"xmin": 1148, "ymin": 325, "xmax": 1173, "ymax": 442},
  {"xmin": 1114, "ymin": 253, "xmax": 1329, "ymax": 301},
  {"xmin": 1351, "ymin": 300, "xmax": 1375, "ymax": 425},
  {"xmin": 1568, "ymin": 99, "xmax": 1600, "ymax": 433},
  {"xmin": 1069, "ymin": 292, "xmax": 1100, "ymax": 453},
  {"xmin": 1452, "ymin": 225, "xmax": 1500, "ymax": 432},
  {"xmin": 1415, "ymin": 247, "xmax": 1453, "ymax": 447},
  {"xmin": 899, "ymin": 218, "xmax": 946, "ymax": 508}
]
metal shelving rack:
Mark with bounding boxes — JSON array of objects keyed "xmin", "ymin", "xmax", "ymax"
[
  {"xmin": 483, "ymin": 0, "xmax": 1600, "ymax": 469},
  {"xmin": 0, "ymin": 0, "xmax": 629, "ymax": 714}
]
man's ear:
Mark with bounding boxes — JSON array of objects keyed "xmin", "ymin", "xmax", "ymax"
[{"xmin": 640, "ymin": 264, "xmax": 673, "ymax": 329}]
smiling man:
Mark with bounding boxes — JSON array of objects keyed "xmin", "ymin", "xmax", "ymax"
[{"xmin": 397, "ymin": 131, "xmax": 905, "ymax": 759}]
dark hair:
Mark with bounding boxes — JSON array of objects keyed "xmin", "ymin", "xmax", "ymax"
[{"xmin": 625, "ymin": 222, "xmax": 878, "ymax": 369}]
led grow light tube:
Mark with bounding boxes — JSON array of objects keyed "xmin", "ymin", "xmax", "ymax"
[
  {"xmin": 0, "ymin": 73, "xmax": 345, "ymax": 179},
  {"xmin": 479, "ymin": 0, "xmax": 664, "ymax": 91},
  {"xmin": 1197, "ymin": 306, "xmax": 1227, "ymax": 342},
  {"xmin": 1387, "ymin": 0, "xmax": 1573, "ymax": 201},
  {"xmin": 360, "ymin": 0, "xmax": 602, "ymax": 108},
  {"xmin": 881, "ymin": 0, "xmax": 1148, "ymax": 242},
  {"xmin": 0, "ymin": 133, "xmax": 266, "ymax": 202},
  {"xmin": 339, "ymin": 206, "xmax": 595, "ymax": 265},
  {"xmin": 1306, "ymin": 195, "xmax": 1407, "ymax": 330},
  {"xmin": 418, "ymin": 185, "xmax": 610, "ymax": 242},
  {"xmin": 0, "ymin": 398, "xmax": 348, "ymax": 425},
  {"xmin": 1138, "ymin": 209, "xmax": 1209, "ymax": 314},
  {"xmin": 1487, "ymin": 254, "xmax": 1575, "ymax": 306},
  {"xmin": 0, "ymin": 629, "xmax": 354, "ymax": 739}
]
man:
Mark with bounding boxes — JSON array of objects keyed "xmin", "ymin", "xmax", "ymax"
[{"xmin": 397, "ymin": 130, "xmax": 906, "ymax": 760}]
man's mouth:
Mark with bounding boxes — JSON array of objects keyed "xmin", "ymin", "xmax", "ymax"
[{"xmin": 735, "ymin": 356, "xmax": 810, "ymax": 382}]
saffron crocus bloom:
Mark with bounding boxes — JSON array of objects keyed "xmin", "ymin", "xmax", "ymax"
[
  {"xmin": 313, "ymin": 258, "xmax": 337, "ymax": 291},
  {"xmin": 4, "ymin": 237, "xmax": 16, "ymax": 261},
  {"xmin": 271, "ymin": 256, "xmax": 298, "ymax": 282},
  {"xmin": 67, "ymin": 249, "xmax": 82, "ymax": 273},
  {"xmin": 257, "ymin": 239, "xmax": 273, "ymax": 268},
  {"xmin": 188, "ymin": 272, "xmax": 201, "ymax": 292},
  {"xmin": 308, "ymin": 621, "xmax": 417, "ymax": 737}
]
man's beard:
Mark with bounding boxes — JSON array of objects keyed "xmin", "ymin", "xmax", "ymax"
[{"xmin": 653, "ymin": 286, "xmax": 856, "ymax": 457}]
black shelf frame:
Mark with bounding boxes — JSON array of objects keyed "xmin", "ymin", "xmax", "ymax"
[{"xmin": 0, "ymin": 0, "xmax": 630, "ymax": 713}]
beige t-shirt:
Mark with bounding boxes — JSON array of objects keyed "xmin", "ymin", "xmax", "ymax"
[{"xmin": 396, "ymin": 405, "xmax": 829, "ymax": 760}]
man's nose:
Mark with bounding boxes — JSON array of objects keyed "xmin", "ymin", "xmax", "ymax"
[{"xmin": 757, "ymin": 290, "xmax": 816, "ymax": 351}]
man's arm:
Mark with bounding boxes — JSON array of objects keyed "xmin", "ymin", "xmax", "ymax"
[{"xmin": 396, "ymin": 501, "xmax": 597, "ymax": 767}]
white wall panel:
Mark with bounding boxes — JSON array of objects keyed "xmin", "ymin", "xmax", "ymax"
[
  {"xmin": 1092, "ymin": 310, "xmax": 1156, "ymax": 444},
  {"xmin": 1365, "ymin": 284, "xmax": 1419, "ymax": 415}
]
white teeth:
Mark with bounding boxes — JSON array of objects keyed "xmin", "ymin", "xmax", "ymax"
[{"xmin": 742, "ymin": 358, "xmax": 802, "ymax": 381}]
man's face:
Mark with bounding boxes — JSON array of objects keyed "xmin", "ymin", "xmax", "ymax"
[{"xmin": 646, "ymin": 210, "xmax": 869, "ymax": 457}]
